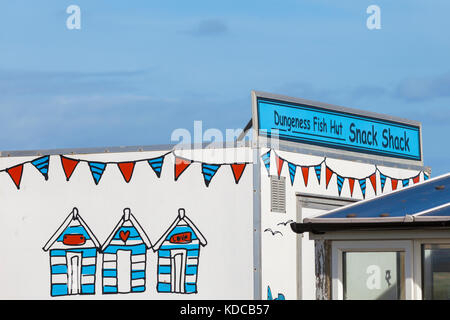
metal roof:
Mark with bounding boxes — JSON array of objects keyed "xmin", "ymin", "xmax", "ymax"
[{"xmin": 291, "ymin": 173, "xmax": 450, "ymax": 234}]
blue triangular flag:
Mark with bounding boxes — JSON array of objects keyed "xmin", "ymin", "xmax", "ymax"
[
  {"xmin": 202, "ymin": 163, "xmax": 220, "ymax": 187},
  {"xmin": 288, "ymin": 162, "xmax": 297, "ymax": 186},
  {"xmin": 402, "ymin": 179, "xmax": 410, "ymax": 187},
  {"xmin": 31, "ymin": 155, "xmax": 50, "ymax": 180},
  {"xmin": 359, "ymin": 179, "xmax": 366, "ymax": 198},
  {"xmin": 380, "ymin": 173, "xmax": 387, "ymax": 192},
  {"xmin": 337, "ymin": 175, "xmax": 345, "ymax": 196},
  {"xmin": 148, "ymin": 155, "xmax": 165, "ymax": 178},
  {"xmin": 261, "ymin": 151, "xmax": 271, "ymax": 176},
  {"xmin": 88, "ymin": 162, "xmax": 106, "ymax": 185},
  {"xmin": 314, "ymin": 165, "xmax": 321, "ymax": 184}
]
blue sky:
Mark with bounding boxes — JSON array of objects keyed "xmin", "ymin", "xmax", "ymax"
[{"xmin": 0, "ymin": 1, "xmax": 449, "ymax": 175}]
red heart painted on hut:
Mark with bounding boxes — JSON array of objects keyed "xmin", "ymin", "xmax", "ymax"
[{"xmin": 120, "ymin": 230, "xmax": 130, "ymax": 242}]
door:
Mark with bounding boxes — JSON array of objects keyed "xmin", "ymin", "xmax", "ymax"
[
  {"xmin": 171, "ymin": 249, "xmax": 187, "ymax": 293},
  {"xmin": 117, "ymin": 250, "xmax": 132, "ymax": 293},
  {"xmin": 67, "ymin": 252, "xmax": 82, "ymax": 295}
]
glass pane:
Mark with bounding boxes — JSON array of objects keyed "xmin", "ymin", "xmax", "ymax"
[
  {"xmin": 422, "ymin": 244, "xmax": 450, "ymax": 300},
  {"xmin": 343, "ymin": 251, "xmax": 405, "ymax": 300}
]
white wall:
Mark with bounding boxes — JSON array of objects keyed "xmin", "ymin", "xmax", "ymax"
[
  {"xmin": 0, "ymin": 147, "xmax": 254, "ymax": 299},
  {"xmin": 260, "ymin": 148, "xmax": 424, "ymax": 300}
]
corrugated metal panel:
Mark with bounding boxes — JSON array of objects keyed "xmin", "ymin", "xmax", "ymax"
[{"xmin": 270, "ymin": 175, "xmax": 286, "ymax": 213}]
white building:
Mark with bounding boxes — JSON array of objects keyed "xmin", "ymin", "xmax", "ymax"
[{"xmin": 0, "ymin": 91, "xmax": 429, "ymax": 299}]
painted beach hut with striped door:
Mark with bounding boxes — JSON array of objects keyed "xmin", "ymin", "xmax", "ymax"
[
  {"xmin": 43, "ymin": 207, "xmax": 101, "ymax": 297},
  {"xmin": 101, "ymin": 208, "xmax": 152, "ymax": 294},
  {"xmin": 153, "ymin": 208, "xmax": 207, "ymax": 294}
]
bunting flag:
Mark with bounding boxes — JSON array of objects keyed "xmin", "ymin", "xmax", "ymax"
[
  {"xmin": 117, "ymin": 162, "xmax": 135, "ymax": 183},
  {"xmin": 301, "ymin": 167, "xmax": 309, "ymax": 187},
  {"xmin": 0, "ymin": 148, "xmax": 430, "ymax": 192},
  {"xmin": 325, "ymin": 166, "xmax": 333, "ymax": 189},
  {"xmin": 288, "ymin": 162, "xmax": 297, "ymax": 186},
  {"xmin": 1, "ymin": 151, "xmax": 251, "ymax": 189},
  {"xmin": 261, "ymin": 151, "xmax": 271, "ymax": 176},
  {"xmin": 380, "ymin": 173, "xmax": 387, "ymax": 192},
  {"xmin": 337, "ymin": 175, "xmax": 345, "ymax": 196},
  {"xmin": 7, "ymin": 164, "xmax": 23, "ymax": 190},
  {"xmin": 31, "ymin": 155, "xmax": 50, "ymax": 180},
  {"xmin": 275, "ymin": 154, "xmax": 284, "ymax": 178},
  {"xmin": 258, "ymin": 150, "xmax": 429, "ymax": 198},
  {"xmin": 88, "ymin": 162, "xmax": 107, "ymax": 185},
  {"xmin": 174, "ymin": 157, "xmax": 192, "ymax": 181},
  {"xmin": 60, "ymin": 156, "xmax": 80, "ymax": 181},
  {"xmin": 359, "ymin": 179, "xmax": 367, "ymax": 199},
  {"xmin": 148, "ymin": 156, "xmax": 165, "ymax": 178},
  {"xmin": 369, "ymin": 173, "xmax": 377, "ymax": 195},
  {"xmin": 231, "ymin": 163, "xmax": 246, "ymax": 184},
  {"xmin": 391, "ymin": 178, "xmax": 399, "ymax": 191},
  {"xmin": 348, "ymin": 178, "xmax": 355, "ymax": 197},
  {"xmin": 314, "ymin": 165, "xmax": 322, "ymax": 184},
  {"xmin": 201, "ymin": 163, "xmax": 221, "ymax": 187},
  {"xmin": 402, "ymin": 179, "xmax": 410, "ymax": 187}
]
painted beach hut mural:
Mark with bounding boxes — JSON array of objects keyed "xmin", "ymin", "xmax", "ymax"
[
  {"xmin": 42, "ymin": 207, "xmax": 101, "ymax": 297},
  {"xmin": 153, "ymin": 208, "xmax": 207, "ymax": 294},
  {"xmin": 101, "ymin": 208, "xmax": 152, "ymax": 294}
]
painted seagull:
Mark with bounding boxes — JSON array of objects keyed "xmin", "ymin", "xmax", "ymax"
[
  {"xmin": 264, "ymin": 228, "xmax": 283, "ymax": 236},
  {"xmin": 277, "ymin": 219, "xmax": 294, "ymax": 227}
]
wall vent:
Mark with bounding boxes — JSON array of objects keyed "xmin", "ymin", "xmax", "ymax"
[{"xmin": 270, "ymin": 175, "xmax": 286, "ymax": 213}]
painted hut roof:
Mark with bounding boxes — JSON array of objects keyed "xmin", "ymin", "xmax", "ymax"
[
  {"xmin": 101, "ymin": 208, "xmax": 152, "ymax": 252},
  {"xmin": 43, "ymin": 207, "xmax": 101, "ymax": 251},
  {"xmin": 153, "ymin": 208, "xmax": 207, "ymax": 251}
]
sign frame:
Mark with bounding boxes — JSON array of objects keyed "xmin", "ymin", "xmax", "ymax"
[{"xmin": 251, "ymin": 91, "xmax": 423, "ymax": 165}]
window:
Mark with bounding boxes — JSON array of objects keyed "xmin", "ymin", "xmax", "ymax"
[
  {"xmin": 422, "ymin": 244, "xmax": 450, "ymax": 300},
  {"xmin": 332, "ymin": 240, "xmax": 413, "ymax": 300},
  {"xmin": 343, "ymin": 251, "xmax": 405, "ymax": 300}
]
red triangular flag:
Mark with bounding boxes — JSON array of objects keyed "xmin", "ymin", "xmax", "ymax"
[
  {"xmin": 301, "ymin": 167, "xmax": 309, "ymax": 187},
  {"xmin": 117, "ymin": 162, "xmax": 135, "ymax": 183},
  {"xmin": 369, "ymin": 173, "xmax": 377, "ymax": 194},
  {"xmin": 391, "ymin": 178, "xmax": 398, "ymax": 191},
  {"xmin": 325, "ymin": 166, "xmax": 333, "ymax": 188},
  {"xmin": 231, "ymin": 164, "xmax": 246, "ymax": 184},
  {"xmin": 7, "ymin": 164, "xmax": 23, "ymax": 189},
  {"xmin": 60, "ymin": 156, "xmax": 80, "ymax": 181},
  {"xmin": 348, "ymin": 178, "xmax": 355, "ymax": 197},
  {"xmin": 174, "ymin": 157, "xmax": 192, "ymax": 181},
  {"xmin": 275, "ymin": 154, "xmax": 284, "ymax": 178},
  {"xmin": 413, "ymin": 175, "xmax": 420, "ymax": 184}
]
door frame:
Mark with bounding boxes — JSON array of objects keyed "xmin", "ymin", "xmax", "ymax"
[
  {"xmin": 117, "ymin": 249, "xmax": 132, "ymax": 293},
  {"xmin": 170, "ymin": 249, "xmax": 187, "ymax": 293},
  {"xmin": 67, "ymin": 251, "xmax": 82, "ymax": 295}
]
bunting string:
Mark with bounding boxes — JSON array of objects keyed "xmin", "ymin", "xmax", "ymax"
[
  {"xmin": 0, "ymin": 150, "xmax": 251, "ymax": 189},
  {"xmin": 266, "ymin": 149, "xmax": 430, "ymax": 198},
  {"xmin": 0, "ymin": 148, "xmax": 430, "ymax": 193}
]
